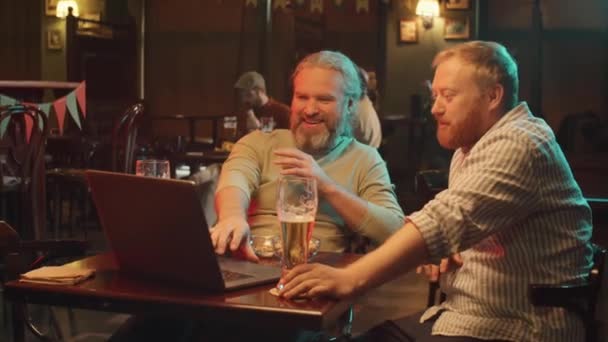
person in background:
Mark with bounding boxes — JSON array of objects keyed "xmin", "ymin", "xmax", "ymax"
[
  {"xmin": 353, "ymin": 67, "xmax": 382, "ymax": 148},
  {"xmin": 212, "ymin": 51, "xmax": 404, "ymax": 260},
  {"xmin": 279, "ymin": 41, "xmax": 593, "ymax": 342},
  {"xmin": 366, "ymin": 70, "xmax": 380, "ymax": 112},
  {"xmin": 234, "ymin": 71, "xmax": 290, "ymax": 135}
]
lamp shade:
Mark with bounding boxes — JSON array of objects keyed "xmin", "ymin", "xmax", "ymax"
[
  {"xmin": 416, "ymin": 0, "xmax": 439, "ymax": 18},
  {"xmin": 56, "ymin": 0, "xmax": 79, "ymax": 18}
]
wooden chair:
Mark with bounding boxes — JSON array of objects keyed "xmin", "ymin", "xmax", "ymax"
[
  {"xmin": 414, "ymin": 169, "xmax": 448, "ymax": 307},
  {"xmin": 45, "ymin": 102, "xmax": 144, "ymax": 239},
  {"xmin": 46, "ymin": 135, "xmax": 98, "ymax": 239},
  {"xmin": 415, "ymin": 168, "xmax": 606, "ymax": 339},
  {"xmin": 415, "ymin": 169, "xmax": 448, "ymax": 202},
  {"xmin": 111, "ymin": 102, "xmax": 144, "ymax": 174},
  {"xmin": 0, "ymin": 104, "xmax": 49, "ymax": 240},
  {"xmin": 423, "ymin": 245, "xmax": 605, "ymax": 340},
  {"xmin": 530, "ymin": 243, "xmax": 606, "ymax": 342},
  {"xmin": 1, "ymin": 220, "xmax": 88, "ymax": 341}
]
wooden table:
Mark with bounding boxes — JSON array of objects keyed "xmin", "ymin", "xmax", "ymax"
[
  {"xmin": 5, "ymin": 251, "xmax": 427, "ymax": 340},
  {"xmin": 170, "ymin": 150, "xmax": 229, "ymax": 177},
  {"xmin": 4, "ymin": 252, "xmax": 359, "ymax": 341},
  {"xmin": 152, "ymin": 114, "xmax": 226, "ymax": 149}
]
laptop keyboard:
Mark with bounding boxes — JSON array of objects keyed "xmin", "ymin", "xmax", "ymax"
[{"xmin": 221, "ymin": 269, "xmax": 253, "ymax": 282}]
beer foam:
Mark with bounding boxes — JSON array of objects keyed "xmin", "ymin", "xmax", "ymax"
[{"xmin": 278, "ymin": 213, "xmax": 314, "ymax": 222}]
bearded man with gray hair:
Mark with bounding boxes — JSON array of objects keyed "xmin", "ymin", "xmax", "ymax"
[{"xmin": 211, "ymin": 50, "xmax": 404, "ymax": 260}]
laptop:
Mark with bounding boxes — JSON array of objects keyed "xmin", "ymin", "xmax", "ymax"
[{"xmin": 85, "ymin": 170, "xmax": 280, "ymax": 291}]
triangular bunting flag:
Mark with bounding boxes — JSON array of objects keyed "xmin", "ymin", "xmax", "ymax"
[
  {"xmin": 356, "ymin": 0, "xmax": 369, "ymax": 13},
  {"xmin": 273, "ymin": 0, "xmax": 288, "ymax": 10},
  {"xmin": 0, "ymin": 116, "xmax": 8, "ymax": 139},
  {"xmin": 39, "ymin": 103, "xmax": 52, "ymax": 118},
  {"xmin": 0, "ymin": 94, "xmax": 18, "ymax": 106},
  {"xmin": 24, "ymin": 114, "xmax": 34, "ymax": 143},
  {"xmin": 39, "ymin": 103, "xmax": 52, "ymax": 132},
  {"xmin": 311, "ymin": 0, "xmax": 323, "ymax": 13},
  {"xmin": 0, "ymin": 95, "xmax": 13, "ymax": 138},
  {"xmin": 21, "ymin": 102, "xmax": 40, "ymax": 138},
  {"xmin": 66, "ymin": 92, "xmax": 82, "ymax": 129},
  {"xmin": 53, "ymin": 97, "xmax": 67, "ymax": 135},
  {"xmin": 245, "ymin": 0, "xmax": 257, "ymax": 7},
  {"xmin": 76, "ymin": 81, "xmax": 86, "ymax": 118}
]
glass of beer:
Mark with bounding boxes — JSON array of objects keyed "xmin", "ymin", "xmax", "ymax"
[
  {"xmin": 135, "ymin": 159, "xmax": 171, "ymax": 179},
  {"xmin": 276, "ymin": 175, "xmax": 317, "ymax": 277},
  {"xmin": 259, "ymin": 116, "xmax": 275, "ymax": 133},
  {"xmin": 222, "ymin": 116, "xmax": 238, "ymax": 142}
]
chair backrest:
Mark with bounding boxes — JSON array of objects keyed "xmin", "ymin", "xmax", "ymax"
[
  {"xmin": 529, "ymin": 243, "xmax": 606, "ymax": 342},
  {"xmin": 414, "ymin": 169, "xmax": 449, "ymax": 213},
  {"xmin": 111, "ymin": 102, "xmax": 143, "ymax": 174},
  {"xmin": 0, "ymin": 218, "xmax": 88, "ymax": 340},
  {"xmin": 0, "ymin": 220, "xmax": 20, "ymax": 256},
  {"xmin": 0, "ymin": 104, "xmax": 49, "ymax": 240},
  {"xmin": 588, "ymin": 244, "xmax": 606, "ymax": 341},
  {"xmin": 416, "ymin": 169, "xmax": 448, "ymax": 199}
]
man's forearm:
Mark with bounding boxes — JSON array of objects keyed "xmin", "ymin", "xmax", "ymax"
[
  {"xmin": 320, "ymin": 182, "xmax": 403, "ymax": 240},
  {"xmin": 215, "ymin": 186, "xmax": 250, "ymax": 220},
  {"xmin": 349, "ymin": 221, "xmax": 430, "ymax": 294},
  {"xmin": 320, "ymin": 182, "xmax": 370, "ymax": 232}
]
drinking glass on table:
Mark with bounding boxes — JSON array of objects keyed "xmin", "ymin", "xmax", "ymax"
[
  {"xmin": 259, "ymin": 116, "xmax": 275, "ymax": 133},
  {"xmin": 222, "ymin": 116, "xmax": 238, "ymax": 143},
  {"xmin": 135, "ymin": 159, "xmax": 171, "ymax": 179},
  {"xmin": 276, "ymin": 175, "xmax": 318, "ymax": 278}
]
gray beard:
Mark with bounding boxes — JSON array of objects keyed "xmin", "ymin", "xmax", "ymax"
[
  {"xmin": 294, "ymin": 126, "xmax": 336, "ymax": 156},
  {"xmin": 291, "ymin": 106, "xmax": 352, "ymax": 155}
]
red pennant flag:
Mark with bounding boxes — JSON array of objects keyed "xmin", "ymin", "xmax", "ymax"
[
  {"xmin": 24, "ymin": 115, "xmax": 33, "ymax": 143},
  {"xmin": 21, "ymin": 102, "xmax": 36, "ymax": 143},
  {"xmin": 76, "ymin": 81, "xmax": 87, "ymax": 118},
  {"xmin": 53, "ymin": 97, "xmax": 67, "ymax": 135}
]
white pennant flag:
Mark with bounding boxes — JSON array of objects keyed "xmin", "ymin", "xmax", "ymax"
[
  {"xmin": 311, "ymin": 0, "xmax": 323, "ymax": 13},
  {"xmin": 273, "ymin": 0, "xmax": 288, "ymax": 10},
  {"xmin": 356, "ymin": 0, "xmax": 369, "ymax": 13}
]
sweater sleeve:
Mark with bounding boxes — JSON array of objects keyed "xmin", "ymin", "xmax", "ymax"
[
  {"xmin": 353, "ymin": 149, "xmax": 405, "ymax": 244},
  {"xmin": 215, "ymin": 132, "xmax": 263, "ymax": 200}
]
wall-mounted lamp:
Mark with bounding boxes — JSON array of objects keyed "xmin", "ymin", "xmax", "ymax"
[
  {"xmin": 56, "ymin": 0, "xmax": 79, "ymax": 18},
  {"xmin": 416, "ymin": 0, "xmax": 439, "ymax": 29}
]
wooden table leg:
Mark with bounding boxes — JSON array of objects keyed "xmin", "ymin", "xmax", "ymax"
[{"xmin": 10, "ymin": 301, "xmax": 26, "ymax": 342}]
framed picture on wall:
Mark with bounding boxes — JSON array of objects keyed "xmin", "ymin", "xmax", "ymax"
[
  {"xmin": 47, "ymin": 30, "xmax": 62, "ymax": 50},
  {"xmin": 45, "ymin": 0, "xmax": 58, "ymax": 16},
  {"xmin": 399, "ymin": 19, "xmax": 418, "ymax": 43},
  {"xmin": 445, "ymin": 0, "xmax": 470, "ymax": 10},
  {"xmin": 444, "ymin": 17, "xmax": 470, "ymax": 40}
]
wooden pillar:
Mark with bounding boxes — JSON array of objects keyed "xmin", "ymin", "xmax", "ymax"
[
  {"xmin": 260, "ymin": 0, "xmax": 273, "ymax": 87},
  {"xmin": 530, "ymin": 0, "xmax": 543, "ymax": 117},
  {"xmin": 66, "ymin": 10, "xmax": 78, "ymax": 81}
]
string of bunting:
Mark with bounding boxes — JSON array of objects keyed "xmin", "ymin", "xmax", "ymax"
[
  {"xmin": 250, "ymin": 0, "xmax": 369, "ymax": 13},
  {"xmin": 0, "ymin": 81, "xmax": 86, "ymax": 139}
]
